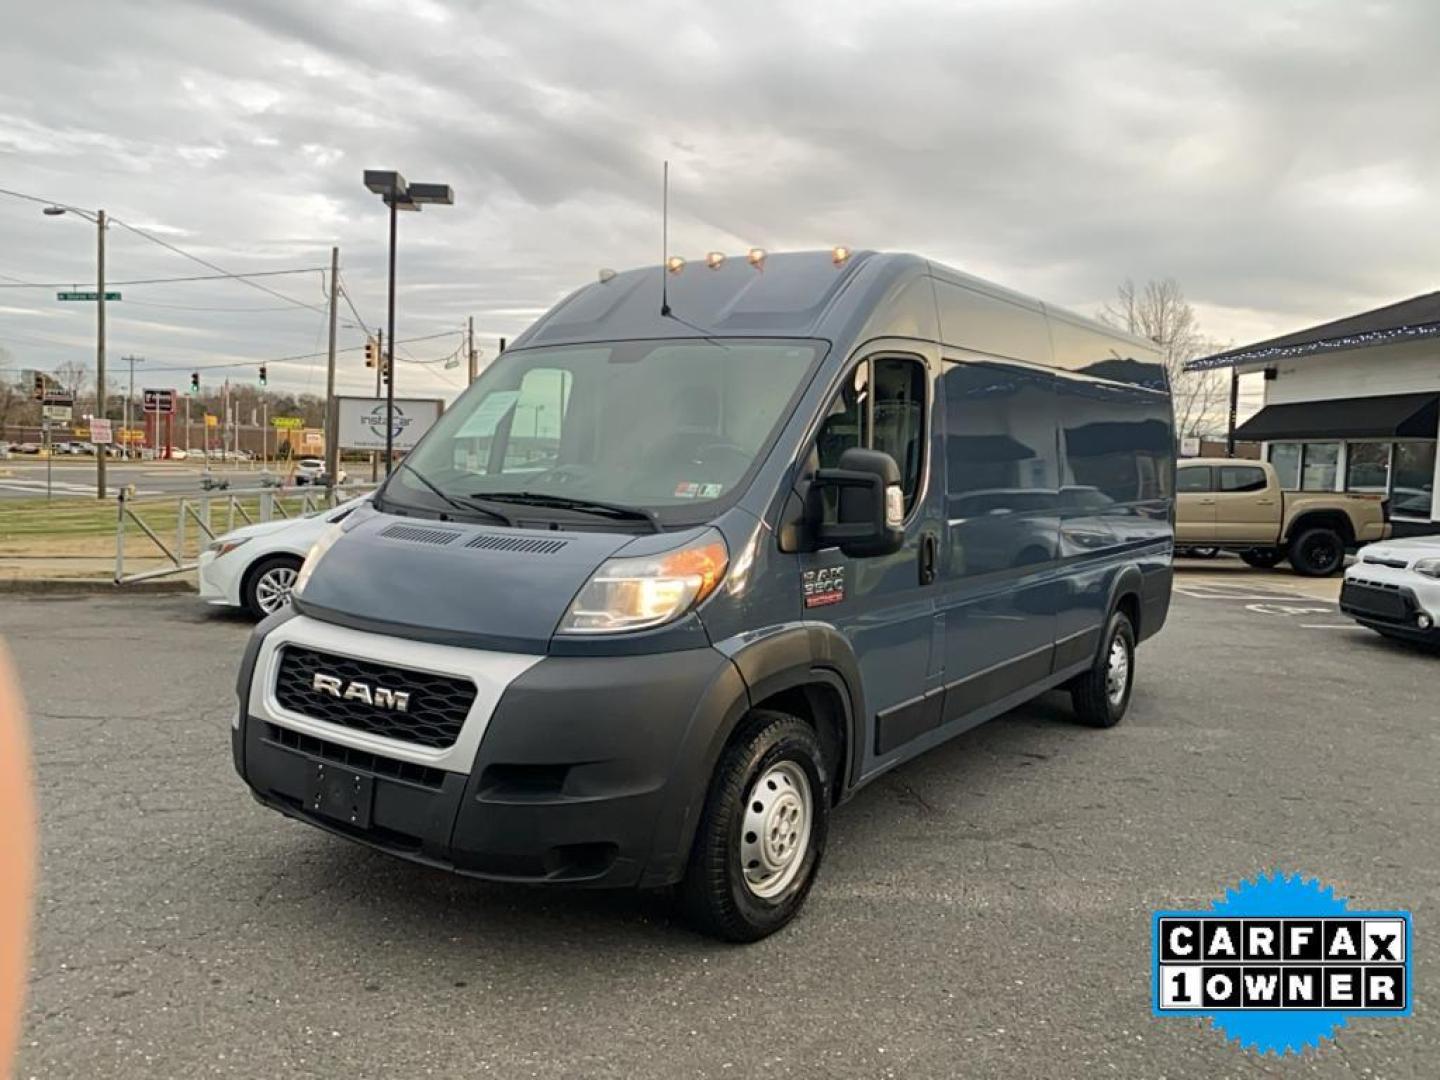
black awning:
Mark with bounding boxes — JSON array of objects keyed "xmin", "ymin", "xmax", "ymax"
[{"xmin": 1234, "ymin": 392, "xmax": 1439, "ymax": 442}]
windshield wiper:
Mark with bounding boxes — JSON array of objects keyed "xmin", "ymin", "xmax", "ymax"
[
  {"xmin": 471, "ymin": 490, "xmax": 662, "ymax": 532},
  {"xmin": 394, "ymin": 461, "xmax": 514, "ymax": 526}
]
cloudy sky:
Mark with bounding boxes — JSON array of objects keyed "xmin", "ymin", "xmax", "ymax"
[{"xmin": 2, "ymin": 0, "xmax": 1437, "ymax": 411}]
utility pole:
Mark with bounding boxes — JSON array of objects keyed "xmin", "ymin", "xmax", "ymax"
[
  {"xmin": 467, "ymin": 316, "xmax": 477, "ymax": 384},
  {"xmin": 122, "ymin": 355, "xmax": 144, "ymax": 461},
  {"xmin": 184, "ymin": 393, "xmax": 191, "ymax": 454},
  {"xmin": 324, "ymin": 245, "xmax": 340, "ymax": 487},
  {"xmin": 96, "ymin": 210, "xmax": 107, "ymax": 497},
  {"xmin": 1225, "ymin": 366, "xmax": 1239, "ymax": 458}
]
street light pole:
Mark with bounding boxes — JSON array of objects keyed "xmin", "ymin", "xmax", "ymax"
[
  {"xmin": 385, "ymin": 197, "xmax": 398, "ymax": 474},
  {"xmin": 363, "ymin": 170, "xmax": 454, "ymax": 478}
]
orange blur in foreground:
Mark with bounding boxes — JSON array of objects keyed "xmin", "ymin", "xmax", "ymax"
[{"xmin": 0, "ymin": 643, "xmax": 37, "ymax": 1076}]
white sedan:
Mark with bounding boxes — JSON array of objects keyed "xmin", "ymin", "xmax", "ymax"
[
  {"xmin": 198, "ymin": 498, "xmax": 365, "ymax": 618},
  {"xmin": 1339, "ymin": 536, "xmax": 1440, "ymax": 647}
]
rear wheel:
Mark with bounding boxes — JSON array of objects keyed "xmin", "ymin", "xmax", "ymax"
[
  {"xmin": 1288, "ymin": 527, "xmax": 1345, "ymax": 577},
  {"xmin": 1070, "ymin": 610, "xmax": 1135, "ymax": 728},
  {"xmin": 680, "ymin": 711, "xmax": 830, "ymax": 942},
  {"xmin": 1240, "ymin": 547, "xmax": 1286, "ymax": 569},
  {"xmin": 242, "ymin": 555, "xmax": 302, "ymax": 619}
]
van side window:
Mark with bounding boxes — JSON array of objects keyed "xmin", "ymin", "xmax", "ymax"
[
  {"xmin": 1217, "ymin": 465, "xmax": 1266, "ymax": 493},
  {"xmin": 1176, "ymin": 466, "xmax": 1212, "ymax": 492},
  {"xmin": 942, "ymin": 359, "xmax": 1059, "ymax": 573},
  {"xmin": 815, "ymin": 356, "xmax": 926, "ymax": 513},
  {"xmin": 1059, "ymin": 381, "xmax": 1174, "ymax": 502}
]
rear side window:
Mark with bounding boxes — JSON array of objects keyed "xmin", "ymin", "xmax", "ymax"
[
  {"xmin": 1177, "ymin": 467, "xmax": 1212, "ymax": 492},
  {"xmin": 815, "ymin": 355, "xmax": 926, "ymax": 513},
  {"xmin": 1218, "ymin": 466, "xmax": 1266, "ymax": 493}
]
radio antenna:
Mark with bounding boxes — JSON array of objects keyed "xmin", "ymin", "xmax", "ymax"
[{"xmin": 660, "ymin": 160, "xmax": 671, "ymax": 316}]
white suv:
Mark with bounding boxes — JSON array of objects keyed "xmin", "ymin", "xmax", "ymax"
[{"xmin": 1340, "ymin": 537, "xmax": 1440, "ymax": 646}]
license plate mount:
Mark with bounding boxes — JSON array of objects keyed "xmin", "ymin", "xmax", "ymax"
[{"xmin": 305, "ymin": 762, "xmax": 374, "ymax": 829}]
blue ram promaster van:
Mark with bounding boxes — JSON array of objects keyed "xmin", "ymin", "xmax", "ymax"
[{"xmin": 233, "ymin": 250, "xmax": 1174, "ymax": 940}]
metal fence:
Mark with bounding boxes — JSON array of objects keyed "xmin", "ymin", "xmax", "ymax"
[{"xmin": 114, "ymin": 484, "xmax": 374, "ymax": 586}]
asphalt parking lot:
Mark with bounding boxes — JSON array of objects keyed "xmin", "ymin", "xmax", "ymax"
[{"xmin": 5, "ymin": 573, "xmax": 1437, "ymax": 1078}]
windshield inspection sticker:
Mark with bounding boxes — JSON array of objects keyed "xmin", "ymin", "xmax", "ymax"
[{"xmin": 1153, "ymin": 872, "xmax": 1412, "ymax": 1055}]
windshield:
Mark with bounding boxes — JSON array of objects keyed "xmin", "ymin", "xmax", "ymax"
[{"xmin": 383, "ymin": 338, "xmax": 823, "ymax": 524}]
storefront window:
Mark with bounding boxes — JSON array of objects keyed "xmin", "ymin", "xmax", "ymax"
[
  {"xmin": 1300, "ymin": 442, "xmax": 1339, "ymax": 491},
  {"xmin": 1269, "ymin": 442, "xmax": 1301, "ymax": 489},
  {"xmin": 1391, "ymin": 442, "xmax": 1437, "ymax": 519},
  {"xmin": 1344, "ymin": 442, "xmax": 1390, "ymax": 493}
]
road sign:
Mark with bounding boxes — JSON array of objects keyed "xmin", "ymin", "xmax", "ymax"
[
  {"xmin": 204, "ymin": 414, "xmax": 218, "ymax": 428},
  {"xmin": 270, "ymin": 416, "xmax": 303, "ymax": 429},
  {"xmin": 42, "ymin": 403, "xmax": 73, "ymax": 422},
  {"xmin": 56, "ymin": 291, "xmax": 122, "ymax": 301},
  {"xmin": 90, "ymin": 419, "xmax": 113, "ymax": 444},
  {"xmin": 143, "ymin": 388, "xmax": 176, "ymax": 414}
]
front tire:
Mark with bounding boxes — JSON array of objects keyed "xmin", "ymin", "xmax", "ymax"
[
  {"xmin": 242, "ymin": 555, "xmax": 302, "ymax": 619},
  {"xmin": 680, "ymin": 711, "xmax": 830, "ymax": 942},
  {"xmin": 1288, "ymin": 527, "xmax": 1345, "ymax": 577},
  {"xmin": 1070, "ymin": 610, "xmax": 1135, "ymax": 728}
]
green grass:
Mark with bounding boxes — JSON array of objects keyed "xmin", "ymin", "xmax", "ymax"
[{"xmin": 0, "ymin": 494, "xmax": 326, "ymax": 552}]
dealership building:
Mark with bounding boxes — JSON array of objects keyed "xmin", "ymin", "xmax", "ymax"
[{"xmin": 1190, "ymin": 290, "xmax": 1440, "ymax": 535}]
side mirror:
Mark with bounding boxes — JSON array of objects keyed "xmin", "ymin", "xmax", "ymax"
[{"xmin": 810, "ymin": 447, "xmax": 906, "ymax": 557}]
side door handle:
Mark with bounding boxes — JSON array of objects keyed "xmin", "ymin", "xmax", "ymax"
[{"xmin": 919, "ymin": 532, "xmax": 938, "ymax": 586}]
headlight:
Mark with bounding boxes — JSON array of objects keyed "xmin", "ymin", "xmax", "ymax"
[
  {"xmin": 206, "ymin": 536, "xmax": 250, "ymax": 558},
  {"xmin": 559, "ymin": 529, "xmax": 728, "ymax": 634},
  {"xmin": 1414, "ymin": 558, "xmax": 1440, "ymax": 579},
  {"xmin": 292, "ymin": 522, "xmax": 344, "ymax": 597}
]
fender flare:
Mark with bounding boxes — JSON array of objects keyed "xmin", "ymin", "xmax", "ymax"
[
  {"xmin": 722, "ymin": 623, "xmax": 865, "ymax": 793},
  {"xmin": 1104, "ymin": 563, "xmax": 1145, "ymax": 641}
]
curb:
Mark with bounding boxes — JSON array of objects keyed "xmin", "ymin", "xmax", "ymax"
[{"xmin": 0, "ymin": 577, "xmax": 194, "ymax": 595}]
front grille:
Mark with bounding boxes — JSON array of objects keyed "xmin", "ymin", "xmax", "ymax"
[
  {"xmin": 1340, "ymin": 580, "xmax": 1412, "ymax": 621},
  {"xmin": 274, "ymin": 646, "xmax": 476, "ymax": 748},
  {"xmin": 264, "ymin": 723, "xmax": 447, "ymax": 789}
]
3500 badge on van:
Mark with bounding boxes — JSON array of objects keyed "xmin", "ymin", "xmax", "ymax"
[{"xmin": 802, "ymin": 566, "xmax": 845, "ymax": 607}]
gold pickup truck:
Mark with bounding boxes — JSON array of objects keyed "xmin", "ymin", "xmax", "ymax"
[{"xmin": 1176, "ymin": 458, "xmax": 1390, "ymax": 576}]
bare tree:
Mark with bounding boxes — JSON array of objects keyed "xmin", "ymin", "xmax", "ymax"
[
  {"xmin": 1100, "ymin": 278, "xmax": 1229, "ymax": 438},
  {"xmin": 54, "ymin": 359, "xmax": 89, "ymax": 396}
]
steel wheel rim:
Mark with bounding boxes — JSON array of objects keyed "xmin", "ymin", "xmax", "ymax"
[
  {"xmin": 1105, "ymin": 636, "xmax": 1130, "ymax": 706},
  {"xmin": 740, "ymin": 760, "xmax": 813, "ymax": 900},
  {"xmin": 255, "ymin": 566, "xmax": 298, "ymax": 613}
]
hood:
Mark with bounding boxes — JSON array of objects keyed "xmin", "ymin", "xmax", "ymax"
[
  {"xmin": 214, "ymin": 516, "xmax": 313, "ymax": 545},
  {"xmin": 293, "ymin": 510, "xmax": 705, "ymax": 652}
]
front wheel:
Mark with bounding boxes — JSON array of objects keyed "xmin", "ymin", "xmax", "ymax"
[
  {"xmin": 1070, "ymin": 610, "xmax": 1135, "ymax": 728},
  {"xmin": 1288, "ymin": 527, "xmax": 1346, "ymax": 577},
  {"xmin": 680, "ymin": 711, "xmax": 830, "ymax": 942},
  {"xmin": 242, "ymin": 555, "xmax": 302, "ymax": 619}
]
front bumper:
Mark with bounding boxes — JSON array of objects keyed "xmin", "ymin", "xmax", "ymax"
[
  {"xmin": 235, "ymin": 615, "xmax": 747, "ymax": 888},
  {"xmin": 1340, "ymin": 567, "xmax": 1440, "ymax": 637},
  {"xmin": 196, "ymin": 550, "xmax": 235, "ymax": 605}
]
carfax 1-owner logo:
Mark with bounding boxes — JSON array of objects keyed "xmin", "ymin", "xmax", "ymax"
[{"xmin": 1152, "ymin": 872, "xmax": 1413, "ymax": 1055}]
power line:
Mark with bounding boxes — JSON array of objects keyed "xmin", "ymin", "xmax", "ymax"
[
  {"xmin": 0, "ymin": 184, "xmax": 330, "ymax": 314},
  {"xmin": 109, "ymin": 216, "xmax": 329, "ymax": 315},
  {"xmin": 336, "ymin": 274, "xmax": 374, "ymax": 337},
  {"xmin": 0, "ymin": 267, "xmax": 326, "ymax": 288}
]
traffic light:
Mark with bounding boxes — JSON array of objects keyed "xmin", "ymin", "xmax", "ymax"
[
  {"xmin": 32, "ymin": 371, "xmax": 46, "ymax": 400},
  {"xmin": 190, "ymin": 372, "xmax": 200, "ymax": 394},
  {"xmin": 258, "ymin": 364, "xmax": 267, "ymax": 387},
  {"xmin": 363, "ymin": 336, "xmax": 379, "ymax": 368}
]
